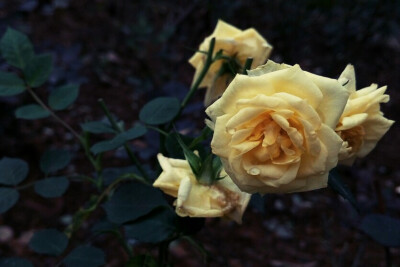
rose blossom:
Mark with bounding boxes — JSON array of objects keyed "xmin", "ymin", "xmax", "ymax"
[
  {"xmin": 206, "ymin": 60, "xmax": 349, "ymax": 194},
  {"xmin": 153, "ymin": 154, "xmax": 251, "ymax": 223},
  {"xmin": 336, "ymin": 64, "xmax": 394, "ymax": 165},
  {"xmin": 189, "ymin": 20, "xmax": 272, "ymax": 106}
]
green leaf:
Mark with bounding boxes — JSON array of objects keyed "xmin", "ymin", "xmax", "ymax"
[
  {"xmin": 90, "ymin": 135, "xmax": 126, "ymax": 155},
  {"xmin": 34, "ymin": 176, "xmax": 69, "ymax": 198},
  {"xmin": 0, "ymin": 188, "xmax": 19, "ymax": 214},
  {"xmin": 139, "ymin": 97, "xmax": 180, "ymax": 125},
  {"xmin": 175, "ymin": 133, "xmax": 201, "ymax": 176},
  {"xmin": 197, "ymin": 154, "xmax": 214, "ymax": 185},
  {"xmin": 125, "ymin": 255, "xmax": 157, "ymax": 267},
  {"xmin": 102, "ymin": 166, "xmax": 138, "ymax": 186},
  {"xmin": 15, "ymin": 104, "xmax": 50, "ymax": 120},
  {"xmin": 24, "ymin": 53, "xmax": 53, "ymax": 88},
  {"xmin": 189, "ymin": 126, "xmax": 212, "ymax": 149},
  {"xmin": 212, "ymin": 156, "xmax": 223, "ymax": 178},
  {"xmin": 0, "ymin": 157, "xmax": 29, "ymax": 185},
  {"xmin": 0, "ymin": 28, "xmax": 34, "ymax": 69},
  {"xmin": 122, "ymin": 124, "xmax": 147, "ymax": 140},
  {"xmin": 91, "ymin": 220, "xmax": 118, "ymax": 233},
  {"xmin": 29, "ymin": 229, "xmax": 68, "ymax": 256},
  {"xmin": 90, "ymin": 125, "xmax": 147, "ymax": 155},
  {"xmin": 48, "ymin": 84, "xmax": 79, "ymax": 110},
  {"xmin": 63, "ymin": 246, "xmax": 105, "ymax": 267},
  {"xmin": 0, "ymin": 257, "xmax": 33, "ymax": 267},
  {"xmin": 165, "ymin": 133, "xmax": 193, "ymax": 159},
  {"xmin": 40, "ymin": 149, "xmax": 71, "ymax": 174},
  {"xmin": 328, "ymin": 170, "xmax": 359, "ymax": 213},
  {"xmin": 0, "ymin": 72, "xmax": 26, "ymax": 96},
  {"xmin": 103, "ymin": 182, "xmax": 168, "ymax": 224},
  {"xmin": 125, "ymin": 207, "xmax": 176, "ymax": 243},
  {"xmin": 360, "ymin": 214, "xmax": 400, "ymax": 248},
  {"xmin": 80, "ymin": 121, "xmax": 116, "ymax": 134}
]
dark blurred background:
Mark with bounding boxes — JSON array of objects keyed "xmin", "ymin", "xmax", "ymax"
[{"xmin": 0, "ymin": 0, "xmax": 400, "ymax": 266}]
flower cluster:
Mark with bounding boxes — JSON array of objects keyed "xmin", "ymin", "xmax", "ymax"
[{"xmin": 153, "ymin": 20, "xmax": 394, "ymax": 223}]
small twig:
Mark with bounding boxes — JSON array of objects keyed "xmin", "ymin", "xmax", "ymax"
[
  {"xmin": 27, "ymin": 87, "xmax": 102, "ymax": 179},
  {"xmin": 27, "ymin": 87, "xmax": 81, "ymax": 140},
  {"xmin": 98, "ymin": 98, "xmax": 150, "ymax": 181}
]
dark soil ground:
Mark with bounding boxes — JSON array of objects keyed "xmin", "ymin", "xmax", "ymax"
[{"xmin": 1, "ymin": 0, "xmax": 400, "ymax": 266}]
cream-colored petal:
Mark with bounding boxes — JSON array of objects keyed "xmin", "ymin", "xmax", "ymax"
[
  {"xmin": 298, "ymin": 124, "xmax": 341, "ymax": 178},
  {"xmin": 207, "ymin": 65, "xmax": 324, "ymax": 120},
  {"xmin": 210, "ymin": 114, "xmax": 233, "ymax": 158},
  {"xmin": 342, "ymin": 86, "xmax": 389, "ymax": 116},
  {"xmin": 338, "ymin": 64, "xmax": 356, "ymax": 93},
  {"xmin": 234, "ymin": 28, "xmax": 272, "ymax": 66},
  {"xmin": 176, "ymin": 177, "xmax": 192, "ymax": 208},
  {"xmin": 247, "ymin": 60, "xmax": 291, "ymax": 76},
  {"xmin": 356, "ymin": 115, "xmax": 394, "ymax": 157},
  {"xmin": 272, "ymin": 92, "xmax": 321, "ymax": 128},
  {"xmin": 305, "ymin": 71, "xmax": 349, "ymax": 128},
  {"xmin": 226, "ymin": 106, "xmax": 268, "ymax": 131},
  {"xmin": 336, "ymin": 113, "xmax": 369, "ymax": 131},
  {"xmin": 212, "ymin": 19, "xmax": 242, "ymax": 37}
]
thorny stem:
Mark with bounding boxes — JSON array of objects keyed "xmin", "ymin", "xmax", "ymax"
[{"xmin": 98, "ymin": 98, "xmax": 150, "ymax": 181}]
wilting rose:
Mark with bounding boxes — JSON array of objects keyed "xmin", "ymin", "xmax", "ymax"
[
  {"xmin": 336, "ymin": 64, "xmax": 394, "ymax": 165},
  {"xmin": 189, "ymin": 20, "xmax": 272, "ymax": 106},
  {"xmin": 206, "ymin": 61, "xmax": 349, "ymax": 194},
  {"xmin": 153, "ymin": 154, "xmax": 251, "ymax": 223}
]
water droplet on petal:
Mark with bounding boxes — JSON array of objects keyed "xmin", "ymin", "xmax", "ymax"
[{"xmin": 248, "ymin": 167, "xmax": 261, "ymax": 175}]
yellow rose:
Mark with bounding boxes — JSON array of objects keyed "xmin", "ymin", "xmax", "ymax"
[
  {"xmin": 336, "ymin": 64, "xmax": 394, "ymax": 165},
  {"xmin": 189, "ymin": 20, "xmax": 272, "ymax": 106},
  {"xmin": 205, "ymin": 61, "xmax": 349, "ymax": 194},
  {"xmin": 153, "ymin": 153, "xmax": 251, "ymax": 223}
]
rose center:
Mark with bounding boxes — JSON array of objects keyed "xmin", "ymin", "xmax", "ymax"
[{"xmin": 238, "ymin": 111, "xmax": 304, "ymax": 164}]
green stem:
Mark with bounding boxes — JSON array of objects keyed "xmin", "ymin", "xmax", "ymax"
[
  {"xmin": 146, "ymin": 125, "xmax": 169, "ymax": 136},
  {"xmin": 182, "ymin": 235, "xmax": 210, "ymax": 263},
  {"xmin": 166, "ymin": 38, "xmax": 216, "ymax": 133},
  {"xmin": 98, "ymin": 98, "xmax": 150, "ymax": 181},
  {"xmin": 26, "ymin": 87, "xmax": 102, "ymax": 178},
  {"xmin": 26, "ymin": 87, "xmax": 81, "ymax": 140},
  {"xmin": 64, "ymin": 174, "xmax": 145, "ymax": 237},
  {"xmin": 113, "ymin": 229, "xmax": 134, "ymax": 259},
  {"xmin": 69, "ymin": 174, "xmax": 98, "ymax": 185},
  {"xmin": 181, "ymin": 37, "xmax": 215, "ymax": 109},
  {"xmin": 98, "ymin": 99, "xmax": 120, "ymax": 130},
  {"xmin": 16, "ymin": 181, "xmax": 36, "ymax": 190},
  {"xmin": 123, "ymin": 144, "xmax": 150, "ymax": 181},
  {"xmin": 80, "ymin": 132, "xmax": 102, "ymax": 177},
  {"xmin": 158, "ymin": 241, "xmax": 170, "ymax": 267}
]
